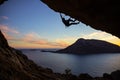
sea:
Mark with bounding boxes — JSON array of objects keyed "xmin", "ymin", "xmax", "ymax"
[{"xmin": 20, "ymin": 49, "xmax": 120, "ymax": 77}]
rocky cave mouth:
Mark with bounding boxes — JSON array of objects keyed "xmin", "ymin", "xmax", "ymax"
[
  {"xmin": 0, "ymin": 0, "xmax": 120, "ymax": 80},
  {"xmin": 41, "ymin": 0, "xmax": 120, "ymax": 38},
  {"xmin": 1, "ymin": 0, "xmax": 120, "ymax": 38}
]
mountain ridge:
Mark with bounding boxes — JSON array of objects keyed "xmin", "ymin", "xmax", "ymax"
[
  {"xmin": 1, "ymin": 30, "xmax": 120, "ymax": 80},
  {"xmin": 55, "ymin": 38, "xmax": 120, "ymax": 54}
]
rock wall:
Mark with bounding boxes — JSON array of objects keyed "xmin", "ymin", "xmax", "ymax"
[
  {"xmin": 41, "ymin": 0, "xmax": 120, "ymax": 38},
  {"xmin": 0, "ymin": 0, "xmax": 7, "ymax": 5},
  {"xmin": 1, "ymin": 30, "xmax": 120, "ymax": 80},
  {"xmin": 0, "ymin": 30, "xmax": 58, "ymax": 80}
]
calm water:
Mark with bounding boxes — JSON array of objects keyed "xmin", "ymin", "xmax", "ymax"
[{"xmin": 21, "ymin": 49, "xmax": 120, "ymax": 77}]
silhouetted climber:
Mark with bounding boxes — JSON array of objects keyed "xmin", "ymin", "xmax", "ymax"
[{"xmin": 60, "ymin": 13, "xmax": 79, "ymax": 27}]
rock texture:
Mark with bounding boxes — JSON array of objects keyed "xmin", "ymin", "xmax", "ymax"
[
  {"xmin": 0, "ymin": 0, "xmax": 7, "ymax": 5},
  {"xmin": 41, "ymin": 0, "xmax": 120, "ymax": 38},
  {"xmin": 0, "ymin": 30, "xmax": 59, "ymax": 80},
  {"xmin": 1, "ymin": 30, "xmax": 120, "ymax": 80},
  {"xmin": 56, "ymin": 38, "xmax": 120, "ymax": 54}
]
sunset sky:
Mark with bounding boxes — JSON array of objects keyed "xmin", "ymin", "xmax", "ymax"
[{"xmin": 0, "ymin": 0, "xmax": 120, "ymax": 49}]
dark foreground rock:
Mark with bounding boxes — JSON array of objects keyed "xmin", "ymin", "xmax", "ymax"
[
  {"xmin": 0, "ymin": 30, "xmax": 120, "ymax": 80},
  {"xmin": 41, "ymin": 0, "xmax": 120, "ymax": 38},
  {"xmin": 55, "ymin": 38, "xmax": 120, "ymax": 54},
  {"xmin": 0, "ymin": 31, "xmax": 59, "ymax": 80}
]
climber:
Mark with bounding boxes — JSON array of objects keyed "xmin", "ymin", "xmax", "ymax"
[{"xmin": 60, "ymin": 13, "xmax": 79, "ymax": 27}]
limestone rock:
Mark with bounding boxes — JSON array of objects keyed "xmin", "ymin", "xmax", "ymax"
[{"xmin": 41, "ymin": 0, "xmax": 120, "ymax": 38}]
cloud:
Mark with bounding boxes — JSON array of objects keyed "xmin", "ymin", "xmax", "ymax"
[
  {"xmin": 0, "ymin": 24, "xmax": 20, "ymax": 41},
  {"xmin": 2, "ymin": 16, "xmax": 8, "ymax": 20},
  {"xmin": 81, "ymin": 31, "xmax": 118, "ymax": 40},
  {"xmin": 22, "ymin": 32, "xmax": 43, "ymax": 42},
  {"xmin": 81, "ymin": 31, "xmax": 107, "ymax": 39},
  {"xmin": 53, "ymin": 40, "xmax": 69, "ymax": 47},
  {"xmin": 2, "ymin": 32, "xmax": 14, "ymax": 40},
  {"xmin": 0, "ymin": 24, "xmax": 19, "ymax": 34},
  {"xmin": 33, "ymin": 40, "xmax": 68, "ymax": 48},
  {"xmin": 21, "ymin": 32, "xmax": 69, "ymax": 48},
  {"xmin": 22, "ymin": 33, "xmax": 35, "ymax": 42},
  {"xmin": 32, "ymin": 40, "xmax": 48, "ymax": 45},
  {"xmin": 0, "ymin": 25, "xmax": 69, "ymax": 48},
  {"xmin": 22, "ymin": 32, "xmax": 48, "ymax": 45},
  {"xmin": 81, "ymin": 31, "xmax": 120, "ymax": 46}
]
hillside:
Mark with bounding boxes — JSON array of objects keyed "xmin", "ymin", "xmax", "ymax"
[
  {"xmin": 56, "ymin": 38, "xmax": 120, "ymax": 54},
  {"xmin": 0, "ymin": 30, "xmax": 59, "ymax": 80},
  {"xmin": 1, "ymin": 30, "xmax": 120, "ymax": 80}
]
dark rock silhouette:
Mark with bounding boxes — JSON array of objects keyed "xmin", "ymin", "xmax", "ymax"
[
  {"xmin": 0, "ymin": 31, "xmax": 9, "ymax": 47},
  {"xmin": 41, "ymin": 0, "xmax": 120, "ymax": 38},
  {"xmin": 0, "ymin": 30, "xmax": 59, "ymax": 80},
  {"xmin": 1, "ymin": 30, "xmax": 120, "ymax": 80},
  {"xmin": 79, "ymin": 73, "xmax": 93, "ymax": 80},
  {"xmin": 60, "ymin": 13, "xmax": 79, "ymax": 27},
  {"xmin": 103, "ymin": 73, "xmax": 112, "ymax": 80},
  {"xmin": 0, "ymin": 0, "xmax": 7, "ymax": 5},
  {"xmin": 111, "ymin": 70, "xmax": 120, "ymax": 80},
  {"xmin": 55, "ymin": 38, "xmax": 120, "ymax": 54}
]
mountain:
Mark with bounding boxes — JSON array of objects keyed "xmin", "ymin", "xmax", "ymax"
[
  {"xmin": 1, "ymin": 30, "xmax": 120, "ymax": 80},
  {"xmin": 55, "ymin": 38, "xmax": 120, "ymax": 54}
]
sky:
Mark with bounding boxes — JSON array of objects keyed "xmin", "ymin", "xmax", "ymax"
[{"xmin": 0, "ymin": 0, "xmax": 120, "ymax": 49}]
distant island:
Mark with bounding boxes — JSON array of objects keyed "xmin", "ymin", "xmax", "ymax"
[
  {"xmin": 41, "ymin": 49, "xmax": 55, "ymax": 53},
  {"xmin": 55, "ymin": 38, "xmax": 120, "ymax": 54},
  {"xmin": 1, "ymin": 29, "xmax": 120, "ymax": 80}
]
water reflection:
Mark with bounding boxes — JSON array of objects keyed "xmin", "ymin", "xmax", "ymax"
[{"xmin": 22, "ymin": 50, "xmax": 120, "ymax": 77}]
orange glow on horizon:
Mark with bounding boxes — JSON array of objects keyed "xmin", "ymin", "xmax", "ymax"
[
  {"xmin": 8, "ymin": 38, "xmax": 120, "ymax": 49},
  {"xmin": 8, "ymin": 41, "xmax": 68, "ymax": 49}
]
